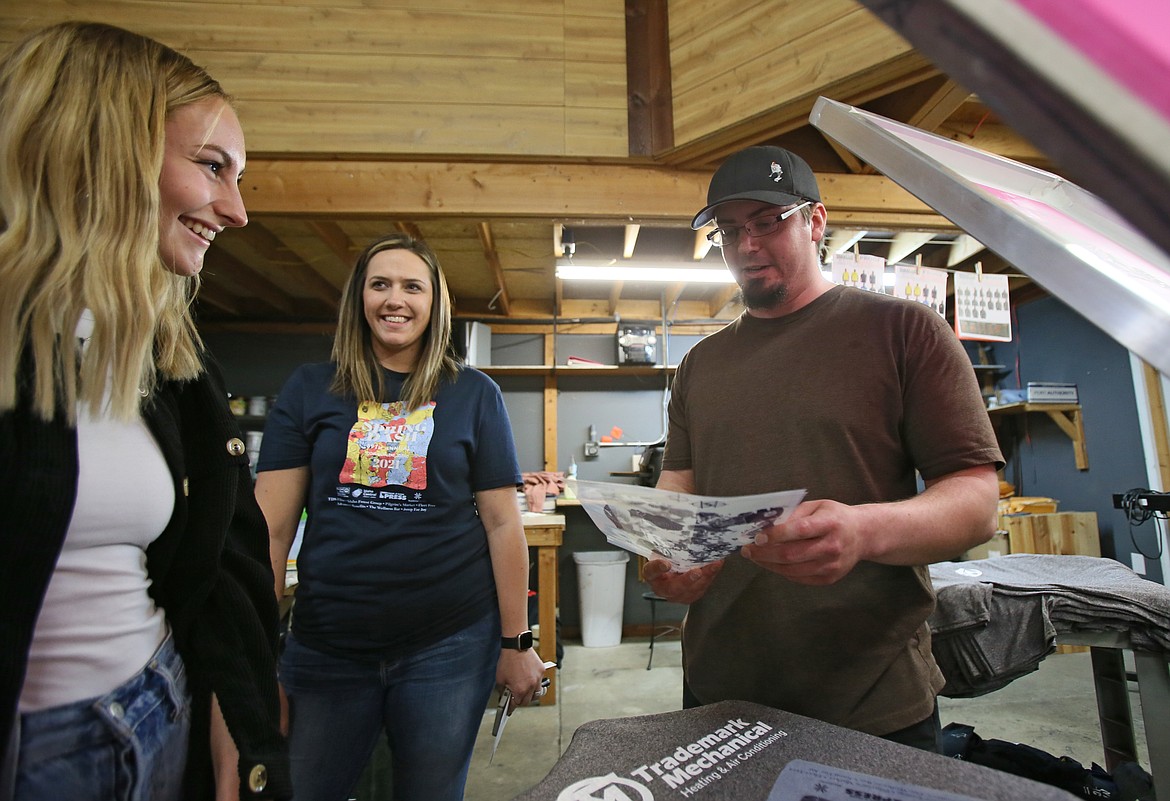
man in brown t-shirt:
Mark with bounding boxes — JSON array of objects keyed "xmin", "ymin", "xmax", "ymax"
[{"xmin": 646, "ymin": 145, "xmax": 1003, "ymax": 751}]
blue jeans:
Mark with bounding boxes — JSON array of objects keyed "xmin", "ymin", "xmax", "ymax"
[
  {"xmin": 280, "ymin": 611, "xmax": 499, "ymax": 801},
  {"xmin": 13, "ymin": 634, "xmax": 190, "ymax": 801}
]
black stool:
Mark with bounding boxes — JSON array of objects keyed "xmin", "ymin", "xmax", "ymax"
[{"xmin": 641, "ymin": 591, "xmax": 680, "ymax": 670}]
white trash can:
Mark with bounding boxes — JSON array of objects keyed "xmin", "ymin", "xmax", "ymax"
[{"xmin": 573, "ymin": 551, "xmax": 630, "ymax": 647}]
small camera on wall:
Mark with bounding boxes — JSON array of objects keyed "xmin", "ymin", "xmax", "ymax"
[{"xmin": 616, "ymin": 326, "xmax": 657, "ymax": 365}]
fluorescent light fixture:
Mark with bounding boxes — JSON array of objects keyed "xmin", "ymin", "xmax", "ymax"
[{"xmin": 556, "ymin": 261, "xmax": 735, "ymax": 284}]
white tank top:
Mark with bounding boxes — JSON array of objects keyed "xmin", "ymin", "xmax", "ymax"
[{"xmin": 19, "ymin": 385, "xmax": 175, "ymax": 711}]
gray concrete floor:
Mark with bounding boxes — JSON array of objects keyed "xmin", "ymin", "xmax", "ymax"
[{"xmin": 462, "ymin": 639, "xmax": 1151, "ymax": 801}]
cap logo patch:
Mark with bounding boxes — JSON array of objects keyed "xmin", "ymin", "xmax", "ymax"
[{"xmin": 769, "ymin": 162, "xmax": 783, "ymax": 182}]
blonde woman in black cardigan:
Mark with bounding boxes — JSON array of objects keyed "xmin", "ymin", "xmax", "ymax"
[{"xmin": 0, "ymin": 22, "xmax": 288, "ymax": 801}]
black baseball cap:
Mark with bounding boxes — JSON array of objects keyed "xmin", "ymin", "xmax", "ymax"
[{"xmin": 691, "ymin": 145, "xmax": 822, "ymax": 229}]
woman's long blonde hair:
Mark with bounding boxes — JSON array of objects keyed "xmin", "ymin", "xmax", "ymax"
[
  {"xmin": 0, "ymin": 21, "xmax": 231, "ymax": 422},
  {"xmin": 331, "ymin": 233, "xmax": 461, "ymax": 411}
]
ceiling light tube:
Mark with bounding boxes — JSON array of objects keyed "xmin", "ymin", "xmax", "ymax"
[{"xmin": 556, "ymin": 262, "xmax": 735, "ymax": 284}]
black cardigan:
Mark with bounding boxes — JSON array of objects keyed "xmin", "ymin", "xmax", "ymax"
[{"xmin": 0, "ymin": 359, "xmax": 290, "ymax": 799}]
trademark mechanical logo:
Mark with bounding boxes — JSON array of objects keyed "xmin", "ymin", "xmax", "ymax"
[{"xmin": 556, "ymin": 773, "xmax": 653, "ymax": 801}]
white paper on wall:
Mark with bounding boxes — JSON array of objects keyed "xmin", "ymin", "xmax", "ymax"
[
  {"xmin": 831, "ymin": 252, "xmax": 887, "ymax": 293},
  {"xmin": 953, "ymin": 270, "xmax": 1012, "ymax": 341},
  {"xmin": 894, "ymin": 263, "xmax": 949, "ymax": 319}
]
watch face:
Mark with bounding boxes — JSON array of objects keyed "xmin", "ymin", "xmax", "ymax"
[{"xmin": 504, "ymin": 631, "xmax": 534, "ymax": 650}]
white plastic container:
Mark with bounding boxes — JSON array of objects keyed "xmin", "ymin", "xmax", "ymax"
[{"xmin": 573, "ymin": 551, "xmax": 629, "ymax": 647}]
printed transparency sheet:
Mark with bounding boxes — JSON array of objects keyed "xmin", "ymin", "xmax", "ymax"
[{"xmin": 569, "ymin": 479, "xmax": 806, "ymax": 570}]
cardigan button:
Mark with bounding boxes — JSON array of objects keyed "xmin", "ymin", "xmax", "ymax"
[
  {"xmin": 226, "ymin": 437, "xmax": 246, "ymax": 457},
  {"xmin": 247, "ymin": 763, "xmax": 268, "ymax": 793}
]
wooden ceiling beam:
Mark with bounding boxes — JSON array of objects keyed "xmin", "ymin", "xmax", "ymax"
[
  {"xmin": 623, "ymin": 224, "xmax": 641, "ymax": 258},
  {"xmin": 396, "ymin": 221, "xmax": 425, "ymax": 241},
  {"xmin": 242, "ymin": 159, "xmax": 954, "ymax": 230},
  {"xmin": 824, "ymin": 136, "xmax": 867, "ymax": 174},
  {"xmin": 663, "ymin": 59, "xmax": 941, "ymax": 169},
  {"xmin": 306, "ymin": 220, "xmax": 355, "ymax": 265},
  {"xmin": 856, "ymin": 77, "xmax": 973, "ymax": 174},
  {"xmin": 201, "ymin": 250, "xmax": 299, "ymax": 316},
  {"xmin": 476, "ymin": 222, "xmax": 512, "ymax": 317},
  {"xmin": 708, "ymin": 285, "xmax": 740, "ymax": 318},
  {"xmin": 194, "ymin": 281, "xmax": 240, "ymax": 316},
  {"xmin": 625, "ymin": 0, "xmax": 673, "ymax": 156},
  {"xmin": 663, "ymin": 282, "xmax": 686, "ymax": 312},
  {"xmin": 692, "ymin": 228, "xmax": 713, "ymax": 261},
  {"xmin": 607, "ymin": 282, "xmax": 623, "ymax": 316},
  {"xmin": 227, "ymin": 222, "xmax": 343, "ymax": 307},
  {"xmin": 906, "ymin": 79, "xmax": 973, "ymax": 132},
  {"xmin": 887, "ymin": 232, "xmax": 936, "ymax": 265},
  {"xmin": 948, "ymin": 234, "xmax": 986, "ymax": 267}
]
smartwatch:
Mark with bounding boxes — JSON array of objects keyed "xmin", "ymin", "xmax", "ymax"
[{"xmin": 501, "ymin": 630, "xmax": 534, "ymax": 651}]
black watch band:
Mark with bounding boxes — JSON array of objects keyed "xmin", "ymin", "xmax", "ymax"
[{"xmin": 501, "ymin": 630, "xmax": 534, "ymax": 651}]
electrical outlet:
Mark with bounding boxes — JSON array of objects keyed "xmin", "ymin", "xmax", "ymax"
[{"xmin": 1131, "ymin": 553, "xmax": 1147, "ymax": 575}]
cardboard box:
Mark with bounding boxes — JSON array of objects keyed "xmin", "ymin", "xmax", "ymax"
[
  {"xmin": 1004, "ymin": 511, "xmax": 1100, "ymax": 557},
  {"xmin": 997, "ymin": 497, "xmax": 1058, "ymax": 530},
  {"xmin": 964, "ymin": 530, "xmax": 1010, "ymax": 561}
]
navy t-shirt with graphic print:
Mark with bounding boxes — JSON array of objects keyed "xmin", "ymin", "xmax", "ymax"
[{"xmin": 257, "ymin": 361, "xmax": 522, "ymax": 661}]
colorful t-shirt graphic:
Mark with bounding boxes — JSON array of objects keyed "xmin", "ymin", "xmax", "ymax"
[{"xmin": 339, "ymin": 400, "xmax": 435, "ymax": 489}]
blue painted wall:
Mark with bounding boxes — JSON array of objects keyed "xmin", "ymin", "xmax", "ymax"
[{"xmin": 970, "ymin": 297, "xmax": 1163, "ymax": 583}]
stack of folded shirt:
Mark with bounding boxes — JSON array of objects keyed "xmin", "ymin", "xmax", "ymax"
[{"xmin": 928, "ymin": 554, "xmax": 1170, "ymax": 698}]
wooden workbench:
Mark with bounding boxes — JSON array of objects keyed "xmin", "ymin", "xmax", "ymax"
[{"xmin": 524, "ymin": 513, "xmax": 565, "ymax": 705}]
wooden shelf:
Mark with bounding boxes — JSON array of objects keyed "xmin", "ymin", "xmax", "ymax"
[
  {"xmin": 971, "ymin": 364, "xmax": 1011, "ymax": 397},
  {"xmin": 988, "ymin": 402, "xmax": 1088, "ymax": 470}
]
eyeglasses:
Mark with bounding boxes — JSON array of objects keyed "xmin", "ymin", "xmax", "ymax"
[{"xmin": 706, "ymin": 201, "xmax": 813, "ymax": 248}]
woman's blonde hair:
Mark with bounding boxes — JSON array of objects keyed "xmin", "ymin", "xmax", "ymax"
[
  {"xmin": 0, "ymin": 21, "xmax": 232, "ymax": 422},
  {"xmin": 331, "ymin": 233, "xmax": 461, "ymax": 411}
]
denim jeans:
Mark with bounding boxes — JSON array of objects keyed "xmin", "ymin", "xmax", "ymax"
[
  {"xmin": 280, "ymin": 610, "xmax": 499, "ymax": 801},
  {"xmin": 13, "ymin": 634, "xmax": 190, "ymax": 801}
]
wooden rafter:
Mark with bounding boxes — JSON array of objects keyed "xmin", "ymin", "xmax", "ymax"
[
  {"xmin": 230, "ymin": 222, "xmax": 342, "ymax": 306},
  {"xmin": 195, "ymin": 281, "xmax": 240, "ymax": 316},
  {"xmin": 625, "ymin": 0, "xmax": 674, "ymax": 156},
  {"xmin": 906, "ymin": 79, "xmax": 972, "ymax": 132},
  {"xmin": 623, "ymin": 224, "xmax": 641, "ymax": 258},
  {"xmin": 202, "ymin": 250, "xmax": 298, "ymax": 316},
  {"xmin": 608, "ymin": 282, "xmax": 624, "ymax": 316},
  {"xmin": 243, "ymin": 160, "xmax": 950, "ymax": 230},
  {"xmin": 663, "ymin": 282, "xmax": 686, "ymax": 312},
  {"xmin": 693, "ymin": 228, "xmax": 713, "ymax": 261},
  {"xmin": 395, "ymin": 221, "xmax": 425, "ymax": 241},
  {"xmin": 476, "ymin": 222, "xmax": 512, "ymax": 317},
  {"xmin": 708, "ymin": 285, "xmax": 739, "ymax": 318},
  {"xmin": 306, "ymin": 220, "xmax": 355, "ymax": 265}
]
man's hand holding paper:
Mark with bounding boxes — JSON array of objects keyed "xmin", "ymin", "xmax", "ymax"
[{"xmin": 643, "ymin": 558, "xmax": 724, "ymax": 604}]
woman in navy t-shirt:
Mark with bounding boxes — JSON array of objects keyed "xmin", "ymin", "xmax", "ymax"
[{"xmin": 256, "ymin": 233, "xmax": 545, "ymax": 801}]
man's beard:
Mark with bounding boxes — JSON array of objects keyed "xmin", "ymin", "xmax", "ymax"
[{"xmin": 738, "ymin": 278, "xmax": 788, "ymax": 311}]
